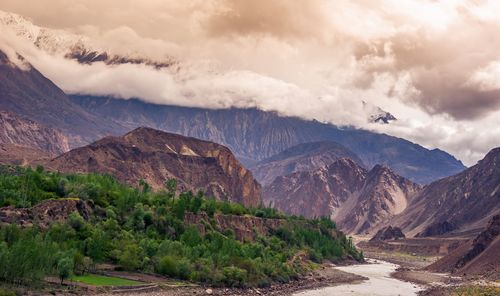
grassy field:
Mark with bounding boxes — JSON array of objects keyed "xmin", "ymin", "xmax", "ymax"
[{"xmin": 70, "ymin": 274, "xmax": 144, "ymax": 286}]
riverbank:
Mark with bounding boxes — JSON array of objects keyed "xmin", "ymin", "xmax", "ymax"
[
  {"xmin": 0, "ymin": 262, "xmax": 366, "ymax": 296},
  {"xmin": 292, "ymin": 259, "xmax": 423, "ymax": 296},
  {"xmin": 93, "ymin": 263, "xmax": 367, "ymax": 296}
]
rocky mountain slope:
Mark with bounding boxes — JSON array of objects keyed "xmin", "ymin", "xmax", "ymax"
[
  {"xmin": 390, "ymin": 147, "xmax": 500, "ymax": 237},
  {"xmin": 251, "ymin": 141, "xmax": 364, "ymax": 185},
  {"xmin": 46, "ymin": 127, "xmax": 262, "ymax": 207},
  {"xmin": 263, "ymin": 158, "xmax": 421, "ymax": 234},
  {"xmin": 427, "ymin": 214, "xmax": 499, "ymax": 280},
  {"xmin": 0, "ymin": 50, "xmax": 126, "ymax": 147},
  {"xmin": 0, "ymin": 143, "xmax": 52, "ymax": 166},
  {"xmin": 71, "ymin": 96, "xmax": 465, "ymax": 184},
  {"xmin": 0, "ymin": 110, "xmax": 69, "ymax": 155}
]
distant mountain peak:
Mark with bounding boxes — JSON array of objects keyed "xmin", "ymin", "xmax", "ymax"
[{"xmin": 362, "ymin": 100, "xmax": 397, "ymax": 124}]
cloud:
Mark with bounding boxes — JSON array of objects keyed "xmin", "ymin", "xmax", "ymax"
[{"xmin": 0, "ymin": 0, "xmax": 499, "ymax": 166}]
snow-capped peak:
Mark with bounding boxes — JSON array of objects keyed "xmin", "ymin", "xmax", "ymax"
[{"xmin": 362, "ymin": 101, "xmax": 397, "ymax": 124}]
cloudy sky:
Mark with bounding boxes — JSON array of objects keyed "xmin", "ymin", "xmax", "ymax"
[{"xmin": 0, "ymin": 0, "xmax": 499, "ymax": 166}]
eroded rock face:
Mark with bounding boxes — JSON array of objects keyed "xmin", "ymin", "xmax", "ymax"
[
  {"xmin": 0, "ymin": 111, "xmax": 69, "ymax": 156},
  {"xmin": 370, "ymin": 226, "xmax": 406, "ymax": 241},
  {"xmin": 264, "ymin": 158, "xmax": 421, "ymax": 234},
  {"xmin": 47, "ymin": 127, "xmax": 262, "ymax": 207},
  {"xmin": 184, "ymin": 212, "xmax": 285, "ymax": 242},
  {"xmin": 0, "ymin": 199, "xmax": 92, "ymax": 228}
]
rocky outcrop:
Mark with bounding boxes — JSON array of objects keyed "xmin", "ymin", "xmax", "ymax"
[
  {"xmin": 391, "ymin": 147, "xmax": 500, "ymax": 237},
  {"xmin": 184, "ymin": 212, "xmax": 285, "ymax": 242},
  {"xmin": 370, "ymin": 226, "xmax": 405, "ymax": 241},
  {"xmin": 264, "ymin": 158, "xmax": 421, "ymax": 234},
  {"xmin": 0, "ymin": 199, "xmax": 92, "ymax": 229},
  {"xmin": 251, "ymin": 141, "xmax": 364, "ymax": 186},
  {"xmin": 0, "ymin": 111, "xmax": 69, "ymax": 155},
  {"xmin": 47, "ymin": 127, "xmax": 262, "ymax": 207},
  {"xmin": 427, "ymin": 215, "xmax": 500, "ymax": 280},
  {"xmin": 416, "ymin": 221, "xmax": 457, "ymax": 237}
]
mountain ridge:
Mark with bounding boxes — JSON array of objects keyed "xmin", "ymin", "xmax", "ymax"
[
  {"xmin": 46, "ymin": 127, "xmax": 262, "ymax": 207},
  {"xmin": 263, "ymin": 158, "xmax": 421, "ymax": 234}
]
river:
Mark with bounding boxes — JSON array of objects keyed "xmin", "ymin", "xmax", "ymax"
[{"xmin": 293, "ymin": 259, "xmax": 423, "ymax": 296}]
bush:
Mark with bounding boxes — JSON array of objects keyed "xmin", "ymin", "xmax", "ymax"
[
  {"xmin": 223, "ymin": 266, "xmax": 248, "ymax": 287},
  {"xmin": 156, "ymin": 255, "xmax": 178, "ymax": 277},
  {"xmin": 68, "ymin": 213, "xmax": 85, "ymax": 231}
]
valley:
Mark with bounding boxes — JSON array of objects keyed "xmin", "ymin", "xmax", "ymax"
[{"xmin": 0, "ymin": 5, "xmax": 499, "ymax": 296}]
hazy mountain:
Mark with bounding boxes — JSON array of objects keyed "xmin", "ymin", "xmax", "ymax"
[
  {"xmin": 46, "ymin": 127, "xmax": 262, "ymax": 207},
  {"xmin": 263, "ymin": 158, "xmax": 421, "ymax": 234},
  {"xmin": 251, "ymin": 141, "xmax": 364, "ymax": 185},
  {"xmin": 0, "ymin": 50, "xmax": 126, "ymax": 147},
  {"xmin": 71, "ymin": 96, "xmax": 465, "ymax": 184}
]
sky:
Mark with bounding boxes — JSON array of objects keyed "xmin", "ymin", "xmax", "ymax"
[{"xmin": 0, "ymin": 0, "xmax": 499, "ymax": 166}]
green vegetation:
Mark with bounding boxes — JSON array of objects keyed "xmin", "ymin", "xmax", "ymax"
[
  {"xmin": 0, "ymin": 288, "xmax": 16, "ymax": 296},
  {"xmin": 452, "ymin": 285, "xmax": 500, "ymax": 296},
  {"xmin": 70, "ymin": 274, "xmax": 143, "ymax": 286},
  {"xmin": 0, "ymin": 165, "xmax": 362, "ymax": 288}
]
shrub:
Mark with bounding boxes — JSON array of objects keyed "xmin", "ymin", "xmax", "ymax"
[
  {"xmin": 156, "ymin": 255, "xmax": 178, "ymax": 277},
  {"xmin": 223, "ymin": 266, "xmax": 248, "ymax": 287}
]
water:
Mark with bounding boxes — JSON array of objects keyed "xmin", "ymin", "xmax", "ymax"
[{"xmin": 294, "ymin": 259, "xmax": 423, "ymax": 296}]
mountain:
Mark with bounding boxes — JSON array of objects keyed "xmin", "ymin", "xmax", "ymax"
[
  {"xmin": 0, "ymin": 110, "xmax": 69, "ymax": 155},
  {"xmin": 391, "ymin": 147, "xmax": 500, "ymax": 237},
  {"xmin": 426, "ymin": 214, "xmax": 499, "ymax": 280},
  {"xmin": 363, "ymin": 101, "xmax": 397, "ymax": 124},
  {"xmin": 335, "ymin": 164, "xmax": 421, "ymax": 234},
  {"xmin": 263, "ymin": 158, "xmax": 421, "ymax": 234},
  {"xmin": 46, "ymin": 127, "xmax": 262, "ymax": 207},
  {"xmin": 0, "ymin": 50, "xmax": 126, "ymax": 147},
  {"xmin": 0, "ymin": 143, "xmax": 52, "ymax": 166},
  {"xmin": 251, "ymin": 141, "xmax": 364, "ymax": 185},
  {"xmin": 0, "ymin": 10, "xmax": 176, "ymax": 69},
  {"xmin": 71, "ymin": 96, "xmax": 465, "ymax": 184}
]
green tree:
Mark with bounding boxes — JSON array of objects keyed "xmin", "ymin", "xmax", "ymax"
[{"xmin": 57, "ymin": 257, "xmax": 74, "ymax": 285}]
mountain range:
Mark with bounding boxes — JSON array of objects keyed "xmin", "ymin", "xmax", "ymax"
[
  {"xmin": 0, "ymin": 10, "xmax": 497, "ymax": 240},
  {"xmin": 264, "ymin": 158, "xmax": 422, "ymax": 234},
  {"xmin": 71, "ymin": 95, "xmax": 465, "ymax": 184},
  {"xmin": 0, "ymin": 10, "xmax": 466, "ymax": 184}
]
